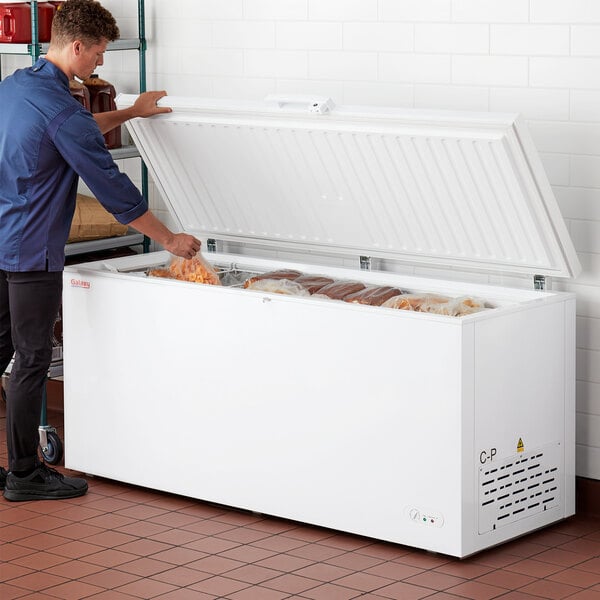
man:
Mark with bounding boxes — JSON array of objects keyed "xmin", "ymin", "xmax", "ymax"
[{"xmin": 0, "ymin": 0, "xmax": 200, "ymax": 501}]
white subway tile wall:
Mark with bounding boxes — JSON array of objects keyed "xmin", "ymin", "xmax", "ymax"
[
  {"xmin": 213, "ymin": 21, "xmax": 275, "ymax": 49},
  {"xmin": 539, "ymin": 154, "xmax": 570, "ymax": 187},
  {"xmin": 344, "ymin": 23, "xmax": 414, "ymax": 52},
  {"xmin": 571, "ymin": 25, "xmax": 600, "ymax": 56},
  {"xmin": 415, "ymin": 84, "xmax": 489, "ymax": 111},
  {"xmin": 415, "ymin": 24, "xmax": 488, "ymax": 54},
  {"xmin": 90, "ymin": 0, "xmax": 600, "ymax": 480},
  {"xmin": 381, "ymin": 0, "xmax": 451, "ymax": 22},
  {"xmin": 530, "ymin": 0, "xmax": 600, "ymax": 24},
  {"xmin": 490, "ymin": 87, "xmax": 570, "ymax": 120},
  {"xmin": 531, "ymin": 57, "xmax": 600, "ymax": 89},
  {"xmin": 572, "ymin": 90, "xmax": 600, "ymax": 122},
  {"xmin": 490, "ymin": 25, "xmax": 569, "ymax": 56},
  {"xmin": 278, "ymin": 22, "xmax": 342, "ymax": 50},
  {"xmin": 453, "ymin": 55, "xmax": 529, "ymax": 86}
]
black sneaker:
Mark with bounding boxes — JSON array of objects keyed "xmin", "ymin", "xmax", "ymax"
[
  {"xmin": 3, "ymin": 463, "xmax": 88, "ymax": 501},
  {"xmin": 0, "ymin": 467, "xmax": 7, "ymax": 490}
]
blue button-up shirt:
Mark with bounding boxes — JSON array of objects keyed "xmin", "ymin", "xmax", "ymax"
[{"xmin": 0, "ymin": 58, "xmax": 148, "ymax": 272}]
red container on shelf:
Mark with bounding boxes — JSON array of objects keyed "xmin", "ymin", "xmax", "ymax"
[
  {"xmin": 34, "ymin": 2, "xmax": 56, "ymax": 41},
  {"xmin": 0, "ymin": 2, "xmax": 56, "ymax": 43},
  {"xmin": 83, "ymin": 74, "xmax": 122, "ymax": 149},
  {"xmin": 0, "ymin": 3, "xmax": 31, "ymax": 43}
]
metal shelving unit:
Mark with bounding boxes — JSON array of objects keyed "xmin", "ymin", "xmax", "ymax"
[{"xmin": 0, "ymin": 0, "xmax": 149, "ymax": 464}]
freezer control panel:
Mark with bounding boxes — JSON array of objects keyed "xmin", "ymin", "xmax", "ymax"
[{"xmin": 406, "ymin": 507, "xmax": 444, "ymax": 528}]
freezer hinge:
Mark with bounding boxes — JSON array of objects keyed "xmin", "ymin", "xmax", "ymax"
[
  {"xmin": 360, "ymin": 256, "xmax": 372, "ymax": 271},
  {"xmin": 206, "ymin": 238, "xmax": 217, "ymax": 253},
  {"xmin": 533, "ymin": 274, "xmax": 546, "ymax": 290}
]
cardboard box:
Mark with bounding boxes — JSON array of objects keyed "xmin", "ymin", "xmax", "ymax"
[{"xmin": 67, "ymin": 194, "xmax": 128, "ymax": 243}]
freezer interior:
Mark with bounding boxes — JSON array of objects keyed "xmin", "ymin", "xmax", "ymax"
[{"xmin": 84, "ymin": 249, "xmax": 550, "ymax": 316}]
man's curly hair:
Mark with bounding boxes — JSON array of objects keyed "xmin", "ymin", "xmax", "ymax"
[{"xmin": 51, "ymin": 0, "xmax": 120, "ymax": 47}]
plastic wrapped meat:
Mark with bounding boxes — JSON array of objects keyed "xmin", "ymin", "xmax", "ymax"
[
  {"xmin": 148, "ymin": 252, "xmax": 222, "ymax": 285},
  {"xmin": 383, "ymin": 293, "xmax": 487, "ymax": 317},
  {"xmin": 433, "ymin": 296, "xmax": 487, "ymax": 316},
  {"xmin": 147, "ymin": 268, "xmax": 172, "ymax": 279},
  {"xmin": 243, "ymin": 269, "xmax": 302, "ymax": 288},
  {"xmin": 414, "ymin": 294, "xmax": 454, "ymax": 313},
  {"xmin": 168, "ymin": 253, "xmax": 222, "ymax": 285},
  {"xmin": 245, "ymin": 278, "xmax": 310, "ymax": 296},
  {"xmin": 312, "ymin": 280, "xmax": 366, "ymax": 300},
  {"xmin": 455, "ymin": 296, "xmax": 486, "ymax": 315},
  {"xmin": 344, "ymin": 285, "xmax": 403, "ymax": 306},
  {"xmin": 382, "ymin": 293, "xmax": 450, "ymax": 311},
  {"xmin": 294, "ymin": 274, "xmax": 334, "ymax": 294}
]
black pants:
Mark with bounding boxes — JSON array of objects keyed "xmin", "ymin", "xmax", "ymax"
[{"xmin": 0, "ymin": 270, "xmax": 62, "ymax": 471}]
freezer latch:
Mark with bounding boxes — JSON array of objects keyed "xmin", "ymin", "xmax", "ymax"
[
  {"xmin": 360, "ymin": 256, "xmax": 372, "ymax": 271},
  {"xmin": 264, "ymin": 94, "xmax": 335, "ymax": 114}
]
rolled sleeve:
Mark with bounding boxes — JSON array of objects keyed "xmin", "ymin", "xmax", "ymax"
[{"xmin": 53, "ymin": 110, "xmax": 148, "ymax": 225}]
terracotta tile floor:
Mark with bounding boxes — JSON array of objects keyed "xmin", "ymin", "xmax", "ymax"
[{"xmin": 2, "ymin": 405, "xmax": 600, "ymax": 599}]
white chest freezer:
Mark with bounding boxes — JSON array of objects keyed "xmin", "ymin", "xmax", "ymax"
[{"xmin": 62, "ymin": 95, "xmax": 581, "ymax": 558}]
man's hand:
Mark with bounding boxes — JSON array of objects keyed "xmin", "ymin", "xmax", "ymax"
[
  {"xmin": 128, "ymin": 212, "xmax": 200, "ymax": 259},
  {"xmin": 131, "ymin": 91, "xmax": 172, "ymax": 118},
  {"xmin": 94, "ymin": 90, "xmax": 172, "ymax": 134},
  {"xmin": 163, "ymin": 233, "xmax": 202, "ymax": 259}
]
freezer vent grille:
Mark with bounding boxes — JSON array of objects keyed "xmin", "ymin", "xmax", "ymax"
[{"xmin": 478, "ymin": 443, "xmax": 561, "ymax": 534}]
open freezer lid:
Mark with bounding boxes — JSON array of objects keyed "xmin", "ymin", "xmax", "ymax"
[{"xmin": 117, "ymin": 94, "xmax": 581, "ymax": 279}]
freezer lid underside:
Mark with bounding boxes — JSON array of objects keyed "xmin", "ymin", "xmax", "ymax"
[{"xmin": 117, "ymin": 95, "xmax": 581, "ymax": 279}]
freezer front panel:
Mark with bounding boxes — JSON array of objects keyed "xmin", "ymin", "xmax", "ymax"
[
  {"xmin": 63, "ymin": 264, "xmax": 466, "ymax": 555},
  {"xmin": 63, "ymin": 254, "xmax": 575, "ymax": 557}
]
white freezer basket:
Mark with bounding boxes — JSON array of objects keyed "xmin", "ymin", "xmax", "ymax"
[{"xmin": 62, "ymin": 95, "xmax": 580, "ymax": 557}]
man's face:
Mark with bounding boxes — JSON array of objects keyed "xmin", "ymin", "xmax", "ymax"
[{"xmin": 73, "ymin": 39, "xmax": 108, "ymax": 80}]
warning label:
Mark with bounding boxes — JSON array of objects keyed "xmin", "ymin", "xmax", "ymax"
[{"xmin": 517, "ymin": 438, "xmax": 525, "ymax": 453}]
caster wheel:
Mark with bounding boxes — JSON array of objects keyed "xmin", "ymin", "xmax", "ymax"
[{"xmin": 40, "ymin": 431, "xmax": 63, "ymax": 465}]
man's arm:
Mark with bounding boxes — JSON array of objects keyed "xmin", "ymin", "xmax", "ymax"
[
  {"xmin": 89, "ymin": 90, "xmax": 200, "ymax": 259},
  {"xmin": 94, "ymin": 90, "xmax": 171, "ymax": 135},
  {"xmin": 92, "ymin": 91, "xmax": 201, "ymax": 259},
  {"xmin": 128, "ymin": 210, "xmax": 201, "ymax": 259}
]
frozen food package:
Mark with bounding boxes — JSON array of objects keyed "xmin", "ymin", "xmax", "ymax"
[
  {"xmin": 243, "ymin": 269, "xmax": 302, "ymax": 288},
  {"xmin": 382, "ymin": 294, "xmax": 417, "ymax": 311},
  {"xmin": 383, "ymin": 293, "xmax": 487, "ymax": 317},
  {"xmin": 419, "ymin": 295, "xmax": 486, "ymax": 316},
  {"xmin": 245, "ymin": 278, "xmax": 310, "ymax": 296},
  {"xmin": 147, "ymin": 268, "xmax": 173, "ymax": 279},
  {"xmin": 344, "ymin": 285, "xmax": 403, "ymax": 306},
  {"xmin": 294, "ymin": 274, "xmax": 335, "ymax": 294},
  {"xmin": 312, "ymin": 280, "xmax": 366, "ymax": 300},
  {"xmin": 417, "ymin": 294, "xmax": 455, "ymax": 315},
  {"xmin": 167, "ymin": 251, "xmax": 222, "ymax": 285},
  {"xmin": 452, "ymin": 296, "xmax": 487, "ymax": 316},
  {"xmin": 382, "ymin": 293, "xmax": 450, "ymax": 312},
  {"xmin": 415, "ymin": 294, "xmax": 452, "ymax": 311}
]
